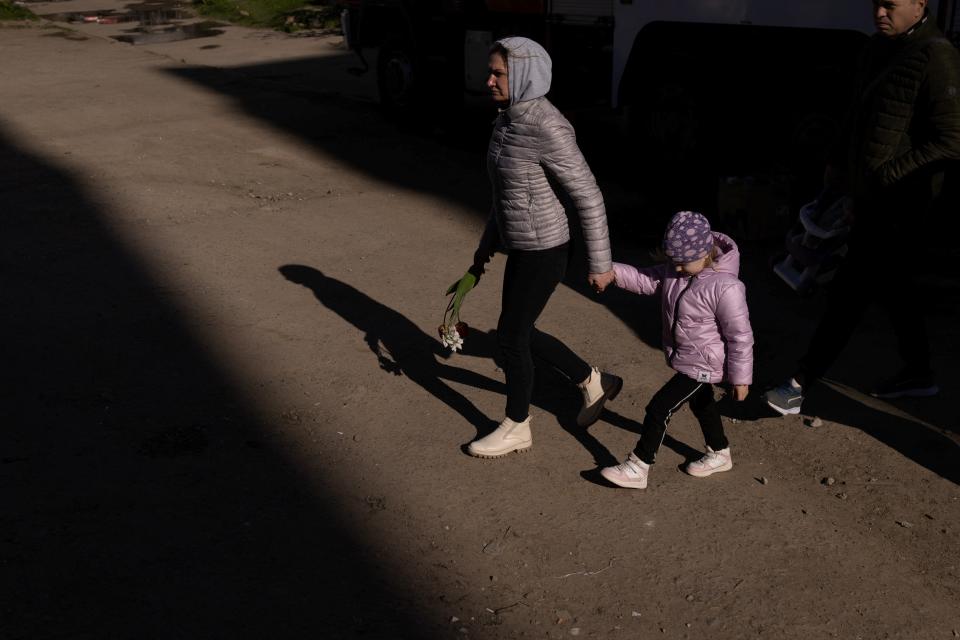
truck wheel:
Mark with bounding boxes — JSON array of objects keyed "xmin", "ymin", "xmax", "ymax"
[{"xmin": 377, "ymin": 41, "xmax": 418, "ymax": 114}]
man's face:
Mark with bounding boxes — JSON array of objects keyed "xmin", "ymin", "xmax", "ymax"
[
  {"xmin": 873, "ymin": 0, "xmax": 927, "ymax": 38},
  {"xmin": 487, "ymin": 53, "xmax": 510, "ymax": 105}
]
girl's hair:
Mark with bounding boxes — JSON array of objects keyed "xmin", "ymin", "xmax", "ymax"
[
  {"xmin": 703, "ymin": 245, "xmax": 717, "ymax": 267},
  {"xmin": 490, "ymin": 42, "xmax": 509, "ymax": 63}
]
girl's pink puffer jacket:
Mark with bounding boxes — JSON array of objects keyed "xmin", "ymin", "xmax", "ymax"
[{"xmin": 612, "ymin": 232, "xmax": 753, "ymax": 385}]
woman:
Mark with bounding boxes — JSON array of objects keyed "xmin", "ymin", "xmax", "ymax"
[{"xmin": 465, "ymin": 37, "xmax": 621, "ymax": 459}]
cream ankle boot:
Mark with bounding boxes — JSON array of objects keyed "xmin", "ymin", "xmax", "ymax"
[
  {"xmin": 580, "ymin": 367, "xmax": 605, "ymax": 405},
  {"xmin": 467, "ymin": 417, "xmax": 532, "ymax": 458},
  {"xmin": 577, "ymin": 367, "xmax": 623, "ymax": 427}
]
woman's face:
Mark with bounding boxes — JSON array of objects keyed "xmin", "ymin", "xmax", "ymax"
[{"xmin": 487, "ymin": 52, "xmax": 509, "ymax": 105}]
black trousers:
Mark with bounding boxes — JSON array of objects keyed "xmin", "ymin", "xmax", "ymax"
[
  {"xmin": 498, "ymin": 244, "xmax": 593, "ymax": 422},
  {"xmin": 795, "ymin": 228, "xmax": 930, "ymax": 387},
  {"xmin": 634, "ymin": 373, "xmax": 728, "ymax": 464}
]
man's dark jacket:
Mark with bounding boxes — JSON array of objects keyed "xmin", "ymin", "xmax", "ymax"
[{"xmin": 836, "ymin": 15, "xmax": 960, "ymax": 218}]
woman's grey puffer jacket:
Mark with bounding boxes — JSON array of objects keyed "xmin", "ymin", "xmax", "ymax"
[{"xmin": 476, "ymin": 37, "xmax": 612, "ymax": 275}]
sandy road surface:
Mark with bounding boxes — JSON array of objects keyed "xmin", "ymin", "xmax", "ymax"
[{"xmin": 2, "ymin": 11, "xmax": 959, "ymax": 640}]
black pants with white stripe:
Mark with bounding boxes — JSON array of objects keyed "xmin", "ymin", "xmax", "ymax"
[{"xmin": 633, "ymin": 373, "xmax": 728, "ymax": 464}]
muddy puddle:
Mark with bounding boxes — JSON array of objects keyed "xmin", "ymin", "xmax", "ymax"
[
  {"xmin": 43, "ymin": 5, "xmax": 190, "ymax": 24},
  {"xmin": 112, "ymin": 21, "xmax": 225, "ymax": 44},
  {"xmin": 40, "ymin": 2, "xmax": 225, "ymax": 44}
]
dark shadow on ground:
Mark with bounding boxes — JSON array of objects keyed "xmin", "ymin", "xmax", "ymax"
[
  {"xmin": 717, "ymin": 260, "xmax": 960, "ymax": 485},
  {"xmin": 279, "ymin": 264, "xmax": 502, "ymax": 439},
  {"xmin": 279, "ymin": 265, "xmax": 635, "ymax": 465},
  {"xmin": 0, "ymin": 126, "xmax": 448, "ymax": 637},
  {"xmin": 784, "ymin": 383, "xmax": 958, "ymax": 485}
]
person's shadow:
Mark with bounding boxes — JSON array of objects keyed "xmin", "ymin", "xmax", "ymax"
[
  {"xmin": 280, "ymin": 264, "xmax": 652, "ymax": 465},
  {"xmin": 279, "ymin": 264, "xmax": 508, "ymax": 440}
]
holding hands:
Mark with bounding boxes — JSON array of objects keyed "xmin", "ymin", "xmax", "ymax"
[{"xmin": 589, "ymin": 270, "xmax": 616, "ymax": 293}]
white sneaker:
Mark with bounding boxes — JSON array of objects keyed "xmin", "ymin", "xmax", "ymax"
[
  {"xmin": 467, "ymin": 417, "xmax": 532, "ymax": 458},
  {"xmin": 600, "ymin": 452, "xmax": 650, "ymax": 489},
  {"xmin": 685, "ymin": 447, "xmax": 733, "ymax": 478}
]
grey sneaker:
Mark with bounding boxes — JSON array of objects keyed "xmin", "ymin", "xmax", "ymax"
[{"xmin": 765, "ymin": 380, "xmax": 804, "ymax": 415}]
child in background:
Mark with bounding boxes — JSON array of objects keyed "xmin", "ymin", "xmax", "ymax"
[{"xmin": 600, "ymin": 212, "xmax": 754, "ymax": 489}]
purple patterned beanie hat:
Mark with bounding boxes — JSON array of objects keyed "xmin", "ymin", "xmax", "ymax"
[{"xmin": 663, "ymin": 211, "xmax": 713, "ymax": 262}]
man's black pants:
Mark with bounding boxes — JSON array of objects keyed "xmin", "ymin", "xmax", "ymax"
[{"xmin": 795, "ymin": 229, "xmax": 931, "ymax": 387}]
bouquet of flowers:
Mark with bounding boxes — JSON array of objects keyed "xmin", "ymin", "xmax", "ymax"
[{"xmin": 438, "ymin": 270, "xmax": 477, "ymax": 352}]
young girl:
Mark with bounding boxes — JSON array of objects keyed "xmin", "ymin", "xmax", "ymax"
[{"xmin": 600, "ymin": 211, "xmax": 753, "ymax": 489}]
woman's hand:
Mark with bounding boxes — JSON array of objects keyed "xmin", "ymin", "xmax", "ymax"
[
  {"xmin": 732, "ymin": 385, "xmax": 749, "ymax": 401},
  {"xmin": 589, "ymin": 270, "xmax": 615, "ymax": 293}
]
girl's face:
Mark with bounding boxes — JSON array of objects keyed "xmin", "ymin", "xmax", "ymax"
[
  {"xmin": 674, "ymin": 255, "xmax": 709, "ymax": 277},
  {"xmin": 487, "ymin": 52, "xmax": 510, "ymax": 104}
]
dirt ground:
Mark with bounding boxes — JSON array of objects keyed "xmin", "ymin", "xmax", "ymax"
[{"xmin": 2, "ymin": 7, "xmax": 959, "ymax": 640}]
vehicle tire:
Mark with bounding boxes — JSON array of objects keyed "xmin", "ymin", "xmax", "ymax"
[{"xmin": 377, "ymin": 40, "xmax": 419, "ymax": 115}]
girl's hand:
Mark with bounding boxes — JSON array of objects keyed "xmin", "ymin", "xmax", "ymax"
[
  {"xmin": 589, "ymin": 270, "xmax": 615, "ymax": 293},
  {"xmin": 732, "ymin": 385, "xmax": 749, "ymax": 401}
]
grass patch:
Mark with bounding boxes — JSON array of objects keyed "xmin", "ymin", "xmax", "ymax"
[
  {"xmin": 0, "ymin": 0, "xmax": 38, "ymax": 20},
  {"xmin": 193, "ymin": 0, "xmax": 339, "ymax": 31}
]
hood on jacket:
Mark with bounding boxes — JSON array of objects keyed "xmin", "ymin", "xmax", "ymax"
[
  {"xmin": 496, "ymin": 37, "xmax": 551, "ymax": 106},
  {"xmin": 705, "ymin": 232, "xmax": 741, "ymax": 278}
]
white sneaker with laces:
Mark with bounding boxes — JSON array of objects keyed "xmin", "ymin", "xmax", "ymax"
[
  {"xmin": 600, "ymin": 452, "xmax": 650, "ymax": 489},
  {"xmin": 686, "ymin": 446, "xmax": 733, "ymax": 478}
]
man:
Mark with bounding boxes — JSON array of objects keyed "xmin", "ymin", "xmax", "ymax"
[{"xmin": 766, "ymin": 0, "xmax": 960, "ymax": 415}]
